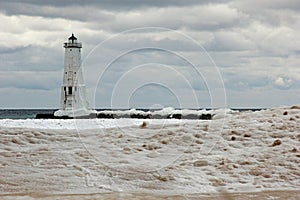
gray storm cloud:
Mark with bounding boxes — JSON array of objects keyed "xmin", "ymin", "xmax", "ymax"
[{"xmin": 0, "ymin": 0, "xmax": 299, "ymax": 108}]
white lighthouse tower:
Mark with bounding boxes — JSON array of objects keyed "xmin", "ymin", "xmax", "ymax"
[{"xmin": 54, "ymin": 34, "xmax": 92, "ymax": 118}]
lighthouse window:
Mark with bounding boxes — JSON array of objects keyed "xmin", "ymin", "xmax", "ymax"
[
  {"xmin": 70, "ymin": 49, "xmax": 72, "ymax": 51},
  {"xmin": 74, "ymin": 72, "xmax": 76, "ymax": 74},
  {"xmin": 68, "ymin": 86, "xmax": 72, "ymax": 95},
  {"xmin": 65, "ymin": 72, "xmax": 67, "ymax": 74}
]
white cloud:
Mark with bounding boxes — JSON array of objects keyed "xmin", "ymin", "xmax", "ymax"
[
  {"xmin": 273, "ymin": 76, "xmax": 293, "ymax": 89},
  {"xmin": 274, "ymin": 77, "xmax": 285, "ymax": 86}
]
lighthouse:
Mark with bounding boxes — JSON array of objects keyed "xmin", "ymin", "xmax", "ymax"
[{"xmin": 54, "ymin": 34, "xmax": 92, "ymax": 118}]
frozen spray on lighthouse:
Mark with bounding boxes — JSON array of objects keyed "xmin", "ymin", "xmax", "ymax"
[{"xmin": 54, "ymin": 34, "xmax": 93, "ymax": 118}]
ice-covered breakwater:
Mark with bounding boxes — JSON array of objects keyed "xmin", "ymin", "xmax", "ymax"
[
  {"xmin": 36, "ymin": 107, "xmax": 220, "ymax": 119},
  {"xmin": 96, "ymin": 107, "xmax": 214, "ymax": 120}
]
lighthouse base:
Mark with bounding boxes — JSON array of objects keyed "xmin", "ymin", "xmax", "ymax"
[
  {"xmin": 36, "ymin": 108, "xmax": 97, "ymax": 119},
  {"xmin": 36, "ymin": 113, "xmax": 97, "ymax": 119},
  {"xmin": 53, "ymin": 108, "xmax": 96, "ymax": 119}
]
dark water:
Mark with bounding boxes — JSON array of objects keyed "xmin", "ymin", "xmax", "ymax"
[
  {"xmin": 0, "ymin": 108, "xmax": 264, "ymax": 119},
  {"xmin": 0, "ymin": 109, "xmax": 56, "ymax": 119}
]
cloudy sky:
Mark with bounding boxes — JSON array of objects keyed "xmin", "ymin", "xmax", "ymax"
[{"xmin": 0, "ymin": 0, "xmax": 299, "ymax": 109}]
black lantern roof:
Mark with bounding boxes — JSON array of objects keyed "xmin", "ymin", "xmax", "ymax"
[{"xmin": 68, "ymin": 34, "xmax": 77, "ymax": 43}]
